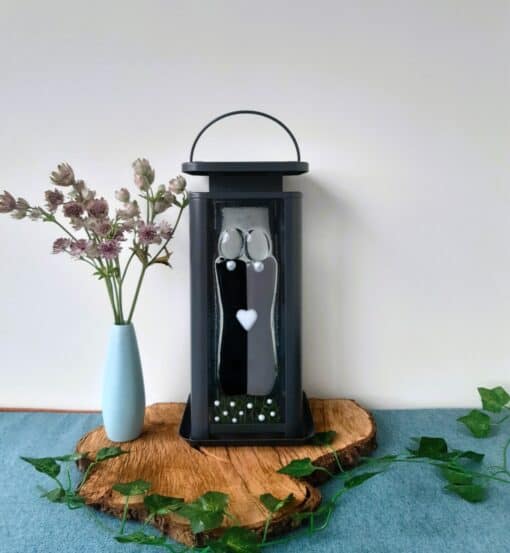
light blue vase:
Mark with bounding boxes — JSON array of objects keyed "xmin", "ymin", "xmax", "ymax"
[{"xmin": 102, "ymin": 323, "xmax": 145, "ymax": 442}]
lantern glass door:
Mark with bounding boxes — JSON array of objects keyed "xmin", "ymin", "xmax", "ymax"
[{"xmin": 209, "ymin": 199, "xmax": 285, "ymax": 427}]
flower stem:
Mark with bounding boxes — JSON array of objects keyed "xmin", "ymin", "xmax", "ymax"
[
  {"xmin": 119, "ymin": 495, "xmax": 129, "ymax": 535},
  {"xmin": 127, "ymin": 265, "xmax": 147, "ymax": 323}
]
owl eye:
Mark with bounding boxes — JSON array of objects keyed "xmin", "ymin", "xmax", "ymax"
[
  {"xmin": 219, "ymin": 228, "xmax": 243, "ymax": 259},
  {"xmin": 246, "ymin": 229, "xmax": 270, "ymax": 261}
]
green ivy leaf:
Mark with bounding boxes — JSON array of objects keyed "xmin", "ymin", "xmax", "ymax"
[
  {"xmin": 445, "ymin": 483, "xmax": 487, "ymax": 502},
  {"xmin": 478, "ymin": 386, "xmax": 510, "ymax": 413},
  {"xmin": 20, "ymin": 456, "xmax": 61, "ymax": 479},
  {"xmin": 457, "ymin": 410, "xmax": 491, "ymax": 438},
  {"xmin": 41, "ymin": 488, "xmax": 65, "ymax": 502},
  {"xmin": 64, "ymin": 492, "xmax": 86, "ymax": 510},
  {"xmin": 113, "ymin": 479, "xmax": 151, "ymax": 497},
  {"xmin": 309, "ymin": 431, "xmax": 337, "ymax": 446},
  {"xmin": 277, "ymin": 458, "xmax": 323, "ymax": 478},
  {"xmin": 54, "ymin": 452, "xmax": 88, "ymax": 462},
  {"xmin": 115, "ymin": 531, "xmax": 167, "ymax": 545},
  {"xmin": 144, "ymin": 494, "xmax": 184, "ymax": 517},
  {"xmin": 178, "ymin": 491, "xmax": 229, "ymax": 534},
  {"xmin": 259, "ymin": 493, "xmax": 294, "ymax": 513},
  {"xmin": 208, "ymin": 527, "xmax": 259, "ymax": 553},
  {"xmin": 408, "ymin": 437, "xmax": 449, "ymax": 460},
  {"xmin": 452, "ymin": 450, "xmax": 485, "ymax": 463},
  {"xmin": 441, "ymin": 464, "xmax": 474, "ymax": 486},
  {"xmin": 344, "ymin": 471, "xmax": 381, "ymax": 489},
  {"xmin": 95, "ymin": 447, "xmax": 128, "ymax": 462}
]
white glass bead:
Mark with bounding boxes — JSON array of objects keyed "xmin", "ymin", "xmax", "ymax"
[
  {"xmin": 238, "ymin": 410, "xmax": 244, "ymax": 416},
  {"xmin": 252, "ymin": 261, "xmax": 264, "ymax": 272},
  {"xmin": 214, "ymin": 416, "xmax": 220, "ymax": 422},
  {"xmin": 226, "ymin": 260, "xmax": 236, "ymax": 271},
  {"xmin": 266, "ymin": 398, "xmax": 273, "ymax": 405},
  {"xmin": 222, "ymin": 410, "xmax": 228, "ymax": 416},
  {"xmin": 270, "ymin": 411, "xmax": 276, "ymax": 417},
  {"xmin": 229, "ymin": 401, "xmax": 236, "ymax": 407},
  {"xmin": 214, "ymin": 400, "xmax": 220, "ymax": 407},
  {"xmin": 232, "ymin": 417, "xmax": 238, "ymax": 423},
  {"xmin": 247, "ymin": 402, "xmax": 253, "ymax": 409},
  {"xmin": 258, "ymin": 414, "xmax": 265, "ymax": 422}
]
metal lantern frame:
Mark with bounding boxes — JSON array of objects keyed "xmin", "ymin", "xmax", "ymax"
[{"xmin": 179, "ymin": 110, "xmax": 314, "ymax": 445}]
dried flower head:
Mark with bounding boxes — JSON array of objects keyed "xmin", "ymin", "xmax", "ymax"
[
  {"xmin": 132, "ymin": 158, "xmax": 155, "ymax": 191},
  {"xmin": 115, "ymin": 188, "xmax": 130, "ymax": 203},
  {"xmin": 16, "ymin": 198, "xmax": 29, "ymax": 211},
  {"xmin": 52, "ymin": 237, "xmax": 71, "ymax": 254},
  {"xmin": 63, "ymin": 201, "xmax": 84, "ymax": 219},
  {"xmin": 138, "ymin": 222, "xmax": 161, "ymax": 246},
  {"xmin": 98, "ymin": 239, "xmax": 122, "ymax": 260},
  {"xmin": 117, "ymin": 200, "xmax": 140, "ymax": 220},
  {"xmin": 169, "ymin": 175, "xmax": 186, "ymax": 194},
  {"xmin": 29, "ymin": 207, "xmax": 43, "ymax": 221},
  {"xmin": 11, "ymin": 209, "xmax": 27, "ymax": 220},
  {"xmin": 0, "ymin": 191, "xmax": 16, "ymax": 213},
  {"xmin": 69, "ymin": 239, "xmax": 89, "ymax": 257},
  {"xmin": 50, "ymin": 163, "xmax": 75, "ymax": 187},
  {"xmin": 159, "ymin": 220, "xmax": 173, "ymax": 240},
  {"xmin": 45, "ymin": 189, "xmax": 64, "ymax": 212},
  {"xmin": 86, "ymin": 198, "xmax": 109, "ymax": 219}
]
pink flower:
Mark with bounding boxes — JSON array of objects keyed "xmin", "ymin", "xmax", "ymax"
[
  {"xmin": 98, "ymin": 239, "xmax": 122, "ymax": 260},
  {"xmin": 168, "ymin": 175, "xmax": 186, "ymax": 194},
  {"xmin": 0, "ymin": 191, "xmax": 16, "ymax": 213},
  {"xmin": 63, "ymin": 201, "xmax": 84, "ymax": 218},
  {"xmin": 86, "ymin": 198, "xmax": 109, "ymax": 219},
  {"xmin": 132, "ymin": 158, "xmax": 154, "ymax": 191},
  {"xmin": 115, "ymin": 188, "xmax": 130, "ymax": 203},
  {"xmin": 117, "ymin": 200, "xmax": 140, "ymax": 220},
  {"xmin": 50, "ymin": 163, "xmax": 75, "ymax": 187},
  {"xmin": 45, "ymin": 189, "xmax": 64, "ymax": 212},
  {"xmin": 69, "ymin": 239, "xmax": 89, "ymax": 257},
  {"xmin": 52, "ymin": 237, "xmax": 71, "ymax": 254},
  {"xmin": 159, "ymin": 220, "xmax": 173, "ymax": 240},
  {"xmin": 138, "ymin": 222, "xmax": 161, "ymax": 246}
]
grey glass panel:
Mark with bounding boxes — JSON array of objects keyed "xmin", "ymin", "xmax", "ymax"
[{"xmin": 219, "ymin": 228, "xmax": 243, "ymax": 259}]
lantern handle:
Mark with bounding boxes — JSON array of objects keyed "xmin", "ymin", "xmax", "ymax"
[{"xmin": 189, "ymin": 110, "xmax": 302, "ymax": 162}]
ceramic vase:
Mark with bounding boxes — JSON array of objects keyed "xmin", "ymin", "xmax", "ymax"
[{"xmin": 102, "ymin": 323, "xmax": 145, "ymax": 442}]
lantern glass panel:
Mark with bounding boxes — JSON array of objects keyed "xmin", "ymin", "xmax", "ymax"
[{"xmin": 208, "ymin": 198, "xmax": 286, "ymax": 427}]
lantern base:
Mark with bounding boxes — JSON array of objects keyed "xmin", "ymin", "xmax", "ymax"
[{"xmin": 179, "ymin": 393, "xmax": 315, "ymax": 446}]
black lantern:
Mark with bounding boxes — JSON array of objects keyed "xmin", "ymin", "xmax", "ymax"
[{"xmin": 179, "ymin": 110, "xmax": 314, "ymax": 445}]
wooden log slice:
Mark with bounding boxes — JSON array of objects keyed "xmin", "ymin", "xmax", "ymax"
[{"xmin": 76, "ymin": 399, "xmax": 376, "ymax": 546}]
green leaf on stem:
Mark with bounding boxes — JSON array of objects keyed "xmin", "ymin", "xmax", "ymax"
[
  {"xmin": 178, "ymin": 491, "xmax": 229, "ymax": 534},
  {"xmin": 115, "ymin": 531, "xmax": 167, "ymax": 545},
  {"xmin": 478, "ymin": 386, "xmax": 510, "ymax": 413},
  {"xmin": 64, "ymin": 492, "xmax": 86, "ymax": 510},
  {"xmin": 95, "ymin": 447, "xmax": 128, "ymax": 462},
  {"xmin": 457, "ymin": 410, "xmax": 491, "ymax": 438},
  {"xmin": 309, "ymin": 431, "xmax": 337, "ymax": 446},
  {"xmin": 344, "ymin": 471, "xmax": 381, "ymax": 489},
  {"xmin": 113, "ymin": 479, "xmax": 151, "ymax": 497},
  {"xmin": 41, "ymin": 488, "xmax": 65, "ymax": 502},
  {"xmin": 441, "ymin": 464, "xmax": 474, "ymax": 485},
  {"xmin": 208, "ymin": 526, "xmax": 259, "ymax": 553},
  {"xmin": 54, "ymin": 452, "xmax": 88, "ymax": 462},
  {"xmin": 453, "ymin": 450, "xmax": 485, "ymax": 463},
  {"xmin": 259, "ymin": 493, "xmax": 294, "ymax": 514},
  {"xmin": 277, "ymin": 458, "xmax": 323, "ymax": 478},
  {"xmin": 445, "ymin": 483, "xmax": 487, "ymax": 502},
  {"xmin": 20, "ymin": 456, "xmax": 61, "ymax": 479},
  {"xmin": 144, "ymin": 493, "xmax": 184, "ymax": 517},
  {"xmin": 408, "ymin": 437, "xmax": 449, "ymax": 460}
]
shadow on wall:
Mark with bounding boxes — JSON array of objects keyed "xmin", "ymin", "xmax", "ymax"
[{"xmin": 292, "ymin": 174, "xmax": 365, "ymax": 397}]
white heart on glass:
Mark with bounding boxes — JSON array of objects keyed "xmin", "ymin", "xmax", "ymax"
[{"xmin": 236, "ymin": 309, "xmax": 258, "ymax": 331}]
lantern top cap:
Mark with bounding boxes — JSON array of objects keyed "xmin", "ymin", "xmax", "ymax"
[
  {"xmin": 182, "ymin": 110, "xmax": 309, "ymax": 177},
  {"xmin": 181, "ymin": 161, "xmax": 309, "ymax": 176}
]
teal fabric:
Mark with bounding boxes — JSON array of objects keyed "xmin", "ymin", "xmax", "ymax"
[{"xmin": 1, "ymin": 409, "xmax": 508, "ymax": 552}]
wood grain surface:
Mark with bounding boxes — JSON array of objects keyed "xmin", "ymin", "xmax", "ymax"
[{"xmin": 76, "ymin": 399, "xmax": 376, "ymax": 546}]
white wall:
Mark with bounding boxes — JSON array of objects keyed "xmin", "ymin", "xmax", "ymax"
[{"xmin": 1, "ymin": 0, "xmax": 509, "ymax": 409}]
